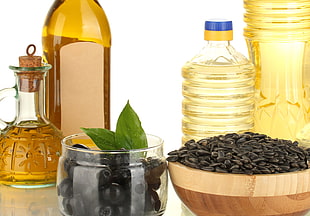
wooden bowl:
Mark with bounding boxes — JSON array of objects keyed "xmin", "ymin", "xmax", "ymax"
[{"xmin": 168, "ymin": 162, "xmax": 310, "ymax": 216}]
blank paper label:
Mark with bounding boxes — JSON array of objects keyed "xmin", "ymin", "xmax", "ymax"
[{"xmin": 60, "ymin": 42, "xmax": 104, "ymax": 136}]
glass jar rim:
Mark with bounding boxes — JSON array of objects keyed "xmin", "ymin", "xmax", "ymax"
[{"xmin": 61, "ymin": 132, "xmax": 164, "ymax": 154}]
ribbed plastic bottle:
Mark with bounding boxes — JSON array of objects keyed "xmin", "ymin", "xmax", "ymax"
[
  {"xmin": 244, "ymin": 0, "xmax": 310, "ymax": 143},
  {"xmin": 182, "ymin": 20, "xmax": 255, "ymax": 143}
]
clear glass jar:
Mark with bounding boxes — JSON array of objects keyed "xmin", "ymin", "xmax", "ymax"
[{"xmin": 57, "ymin": 133, "xmax": 168, "ymax": 216}]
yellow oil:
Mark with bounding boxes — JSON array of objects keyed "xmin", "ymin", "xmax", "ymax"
[
  {"xmin": 244, "ymin": 0, "xmax": 310, "ymax": 141},
  {"xmin": 182, "ymin": 62, "xmax": 255, "ymax": 143},
  {"xmin": 0, "ymin": 125, "xmax": 62, "ymax": 187},
  {"xmin": 249, "ymin": 42, "xmax": 310, "ymax": 140},
  {"xmin": 42, "ymin": 0, "xmax": 111, "ymax": 131}
]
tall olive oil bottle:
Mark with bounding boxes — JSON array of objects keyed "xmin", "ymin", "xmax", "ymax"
[{"xmin": 42, "ymin": 0, "xmax": 111, "ymax": 136}]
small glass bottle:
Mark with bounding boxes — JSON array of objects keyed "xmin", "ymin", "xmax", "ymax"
[
  {"xmin": 182, "ymin": 20, "xmax": 255, "ymax": 143},
  {"xmin": 0, "ymin": 45, "xmax": 63, "ymax": 188}
]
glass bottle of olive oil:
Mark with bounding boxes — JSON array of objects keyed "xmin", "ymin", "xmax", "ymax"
[
  {"xmin": 42, "ymin": 0, "xmax": 111, "ymax": 136},
  {"xmin": 0, "ymin": 45, "xmax": 63, "ymax": 188}
]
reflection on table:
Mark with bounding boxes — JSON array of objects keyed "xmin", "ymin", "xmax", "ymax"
[
  {"xmin": 181, "ymin": 204, "xmax": 195, "ymax": 216},
  {"xmin": 4, "ymin": 182, "xmax": 310, "ymax": 216},
  {"xmin": 0, "ymin": 184, "xmax": 61, "ymax": 216},
  {"xmin": 0, "ymin": 182, "xmax": 196, "ymax": 216}
]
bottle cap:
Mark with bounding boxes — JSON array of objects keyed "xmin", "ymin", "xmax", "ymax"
[
  {"xmin": 19, "ymin": 44, "xmax": 42, "ymax": 67},
  {"xmin": 204, "ymin": 19, "xmax": 233, "ymax": 41},
  {"xmin": 17, "ymin": 44, "xmax": 44, "ymax": 92}
]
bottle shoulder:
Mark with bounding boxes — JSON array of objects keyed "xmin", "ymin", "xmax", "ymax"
[
  {"xmin": 187, "ymin": 42, "xmax": 251, "ymax": 66},
  {"xmin": 42, "ymin": 0, "xmax": 111, "ymax": 46}
]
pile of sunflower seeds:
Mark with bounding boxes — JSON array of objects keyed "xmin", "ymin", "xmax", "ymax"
[{"xmin": 167, "ymin": 132, "xmax": 310, "ymax": 175}]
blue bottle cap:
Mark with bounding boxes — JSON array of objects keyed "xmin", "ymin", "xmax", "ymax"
[{"xmin": 205, "ymin": 20, "xmax": 233, "ymax": 31}]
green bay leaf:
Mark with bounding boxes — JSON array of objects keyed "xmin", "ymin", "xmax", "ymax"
[
  {"xmin": 80, "ymin": 127, "xmax": 116, "ymax": 150},
  {"xmin": 115, "ymin": 101, "xmax": 147, "ymax": 150}
]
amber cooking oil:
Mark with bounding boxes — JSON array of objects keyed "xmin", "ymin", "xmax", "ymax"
[{"xmin": 0, "ymin": 125, "xmax": 62, "ymax": 187}]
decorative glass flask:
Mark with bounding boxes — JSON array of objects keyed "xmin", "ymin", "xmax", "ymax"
[
  {"xmin": 0, "ymin": 45, "xmax": 63, "ymax": 188},
  {"xmin": 244, "ymin": 0, "xmax": 310, "ymax": 142}
]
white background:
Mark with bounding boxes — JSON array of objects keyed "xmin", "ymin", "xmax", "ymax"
[{"xmin": 0, "ymin": 0, "xmax": 245, "ymax": 154}]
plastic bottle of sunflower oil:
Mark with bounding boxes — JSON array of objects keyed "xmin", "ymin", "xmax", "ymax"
[
  {"xmin": 244, "ymin": 0, "xmax": 310, "ymax": 144},
  {"xmin": 182, "ymin": 20, "xmax": 255, "ymax": 143}
]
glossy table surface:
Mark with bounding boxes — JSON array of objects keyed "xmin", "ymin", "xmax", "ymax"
[
  {"xmin": 0, "ymin": 182, "xmax": 310, "ymax": 216},
  {"xmin": 2, "ymin": 181, "xmax": 310, "ymax": 216},
  {"xmin": 0, "ymin": 181, "xmax": 192, "ymax": 216}
]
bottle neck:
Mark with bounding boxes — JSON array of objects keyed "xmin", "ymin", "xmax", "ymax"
[
  {"xmin": 205, "ymin": 40, "xmax": 231, "ymax": 47},
  {"xmin": 14, "ymin": 72, "xmax": 48, "ymax": 126}
]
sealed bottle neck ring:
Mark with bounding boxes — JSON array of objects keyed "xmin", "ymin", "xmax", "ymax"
[{"xmin": 204, "ymin": 30, "xmax": 233, "ymax": 41}]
